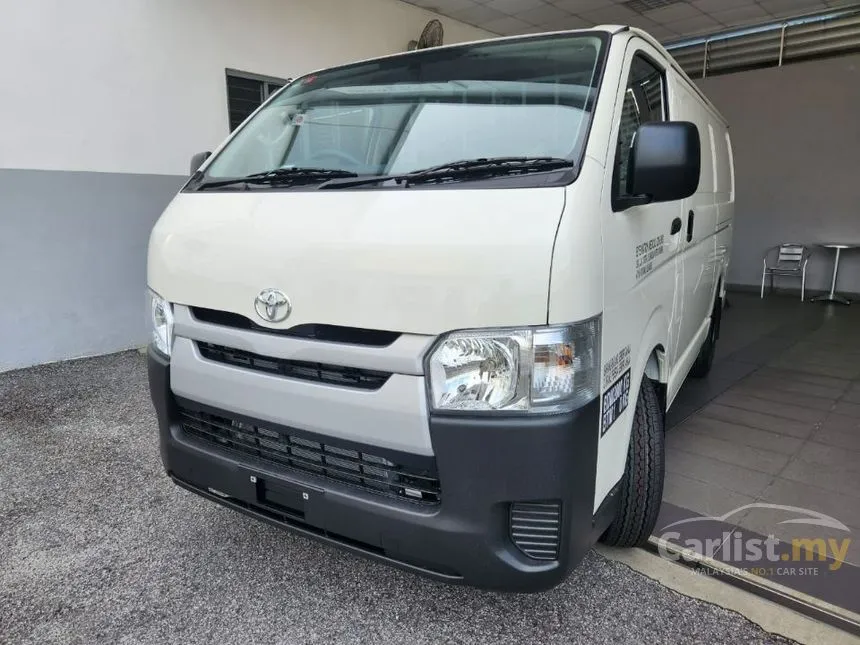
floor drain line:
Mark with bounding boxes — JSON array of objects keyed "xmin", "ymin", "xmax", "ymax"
[{"xmin": 645, "ymin": 535, "xmax": 860, "ymax": 637}]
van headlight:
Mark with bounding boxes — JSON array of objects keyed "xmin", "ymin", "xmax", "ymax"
[
  {"xmin": 149, "ymin": 290, "xmax": 174, "ymax": 359},
  {"xmin": 427, "ymin": 317, "xmax": 600, "ymax": 413}
]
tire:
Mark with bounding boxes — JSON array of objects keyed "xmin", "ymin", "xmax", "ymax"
[
  {"xmin": 600, "ymin": 377, "xmax": 665, "ymax": 548},
  {"xmin": 689, "ymin": 295, "xmax": 722, "ymax": 378}
]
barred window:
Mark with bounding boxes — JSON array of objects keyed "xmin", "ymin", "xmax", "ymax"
[{"xmin": 226, "ymin": 70, "xmax": 288, "ymax": 132}]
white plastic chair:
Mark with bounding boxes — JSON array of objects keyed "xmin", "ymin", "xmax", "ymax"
[{"xmin": 761, "ymin": 243, "xmax": 811, "ymax": 301}]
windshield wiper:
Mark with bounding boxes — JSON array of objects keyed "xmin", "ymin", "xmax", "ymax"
[
  {"xmin": 407, "ymin": 156, "xmax": 575, "ymax": 180},
  {"xmin": 195, "ymin": 167, "xmax": 359, "ymax": 190},
  {"xmin": 318, "ymin": 156, "xmax": 574, "ymax": 189}
]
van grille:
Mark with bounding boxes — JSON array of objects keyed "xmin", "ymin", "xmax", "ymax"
[
  {"xmin": 178, "ymin": 406, "xmax": 441, "ymax": 504},
  {"xmin": 191, "ymin": 307, "xmax": 400, "ymax": 346},
  {"xmin": 510, "ymin": 502, "xmax": 562, "ymax": 561},
  {"xmin": 197, "ymin": 342, "xmax": 391, "ymax": 390}
]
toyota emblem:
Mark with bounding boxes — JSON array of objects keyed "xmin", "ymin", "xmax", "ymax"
[{"xmin": 254, "ymin": 288, "xmax": 291, "ymax": 323}]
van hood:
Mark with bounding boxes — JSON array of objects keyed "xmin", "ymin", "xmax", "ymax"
[{"xmin": 148, "ymin": 188, "xmax": 565, "ymax": 336}]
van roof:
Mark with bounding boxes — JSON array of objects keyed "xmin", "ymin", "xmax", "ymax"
[{"xmin": 284, "ymin": 25, "xmax": 728, "ymax": 126}]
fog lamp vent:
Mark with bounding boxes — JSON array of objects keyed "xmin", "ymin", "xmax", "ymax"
[{"xmin": 510, "ymin": 501, "xmax": 561, "ymax": 561}]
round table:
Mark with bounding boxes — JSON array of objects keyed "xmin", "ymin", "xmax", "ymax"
[{"xmin": 809, "ymin": 243, "xmax": 860, "ymax": 305}]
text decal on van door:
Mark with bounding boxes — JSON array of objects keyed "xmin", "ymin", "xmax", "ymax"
[
  {"xmin": 601, "ymin": 369, "xmax": 631, "ymax": 436},
  {"xmin": 635, "ymin": 234, "xmax": 665, "ymax": 279}
]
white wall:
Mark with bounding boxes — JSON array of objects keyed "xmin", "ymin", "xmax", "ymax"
[
  {"xmin": 0, "ymin": 0, "xmax": 492, "ymax": 176},
  {"xmin": 695, "ymin": 54, "xmax": 860, "ymax": 295},
  {"xmin": 0, "ymin": 0, "xmax": 492, "ymax": 371}
]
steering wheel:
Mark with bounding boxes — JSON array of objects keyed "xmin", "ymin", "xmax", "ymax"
[{"xmin": 306, "ymin": 148, "xmax": 362, "ymax": 169}]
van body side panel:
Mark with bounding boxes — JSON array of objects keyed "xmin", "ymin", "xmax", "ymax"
[
  {"xmin": 148, "ymin": 189, "xmax": 566, "ymax": 337},
  {"xmin": 591, "ymin": 39, "xmax": 680, "ymax": 511},
  {"xmin": 715, "ymin": 131, "xmax": 735, "ymax": 288},
  {"xmin": 665, "ymin": 67, "xmax": 720, "ymax": 401}
]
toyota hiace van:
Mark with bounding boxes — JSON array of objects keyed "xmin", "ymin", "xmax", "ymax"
[{"xmin": 147, "ymin": 25, "xmax": 734, "ymax": 591}]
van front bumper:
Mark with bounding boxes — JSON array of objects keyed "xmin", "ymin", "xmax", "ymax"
[{"xmin": 149, "ymin": 350, "xmax": 605, "ymax": 592}]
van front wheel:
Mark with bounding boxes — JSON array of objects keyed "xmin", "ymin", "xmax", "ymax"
[{"xmin": 599, "ymin": 376, "xmax": 665, "ymax": 548}]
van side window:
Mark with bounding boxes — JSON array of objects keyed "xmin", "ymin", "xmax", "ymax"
[{"xmin": 614, "ymin": 55, "xmax": 666, "ymax": 200}]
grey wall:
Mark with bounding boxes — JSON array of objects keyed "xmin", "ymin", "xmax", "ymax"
[
  {"xmin": 696, "ymin": 54, "xmax": 860, "ymax": 295},
  {"xmin": 0, "ymin": 170, "xmax": 184, "ymax": 372}
]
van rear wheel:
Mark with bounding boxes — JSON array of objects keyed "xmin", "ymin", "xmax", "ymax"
[{"xmin": 599, "ymin": 376, "xmax": 665, "ymax": 548}]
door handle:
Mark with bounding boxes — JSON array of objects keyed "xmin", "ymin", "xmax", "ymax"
[
  {"xmin": 671, "ymin": 218, "xmax": 682, "ymax": 235},
  {"xmin": 686, "ymin": 210, "xmax": 695, "ymax": 242}
]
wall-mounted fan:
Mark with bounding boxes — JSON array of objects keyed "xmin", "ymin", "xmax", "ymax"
[{"xmin": 407, "ymin": 19, "xmax": 444, "ymax": 51}]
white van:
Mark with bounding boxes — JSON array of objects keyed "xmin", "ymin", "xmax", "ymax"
[{"xmin": 147, "ymin": 25, "xmax": 733, "ymax": 591}]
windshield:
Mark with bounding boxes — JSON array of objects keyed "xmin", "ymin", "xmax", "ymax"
[{"xmin": 201, "ymin": 33, "xmax": 606, "ymax": 188}]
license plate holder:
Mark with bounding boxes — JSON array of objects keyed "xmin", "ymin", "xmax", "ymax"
[{"xmin": 258, "ymin": 478, "xmax": 307, "ymax": 517}]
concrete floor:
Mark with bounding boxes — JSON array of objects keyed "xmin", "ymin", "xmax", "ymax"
[
  {"xmin": 0, "ymin": 352, "xmax": 793, "ymax": 644},
  {"xmin": 661, "ymin": 292, "xmax": 860, "ymax": 617}
]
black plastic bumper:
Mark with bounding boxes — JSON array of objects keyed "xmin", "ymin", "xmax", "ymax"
[{"xmin": 148, "ymin": 349, "xmax": 607, "ymax": 592}]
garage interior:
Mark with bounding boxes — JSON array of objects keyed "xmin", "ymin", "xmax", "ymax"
[
  {"xmin": 662, "ymin": 294, "xmax": 860, "ymax": 625},
  {"xmin": 2, "ymin": 0, "xmax": 860, "ymax": 640}
]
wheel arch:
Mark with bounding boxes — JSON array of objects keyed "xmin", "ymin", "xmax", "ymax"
[
  {"xmin": 636, "ymin": 306, "xmax": 670, "ymax": 386},
  {"xmin": 617, "ymin": 306, "xmax": 671, "ymax": 451},
  {"xmin": 643, "ymin": 344, "xmax": 666, "ymax": 382},
  {"xmin": 635, "ymin": 306, "xmax": 671, "ymax": 423}
]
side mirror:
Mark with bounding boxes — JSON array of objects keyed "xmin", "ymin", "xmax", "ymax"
[
  {"xmin": 623, "ymin": 122, "xmax": 700, "ymax": 208},
  {"xmin": 190, "ymin": 151, "xmax": 212, "ymax": 175}
]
